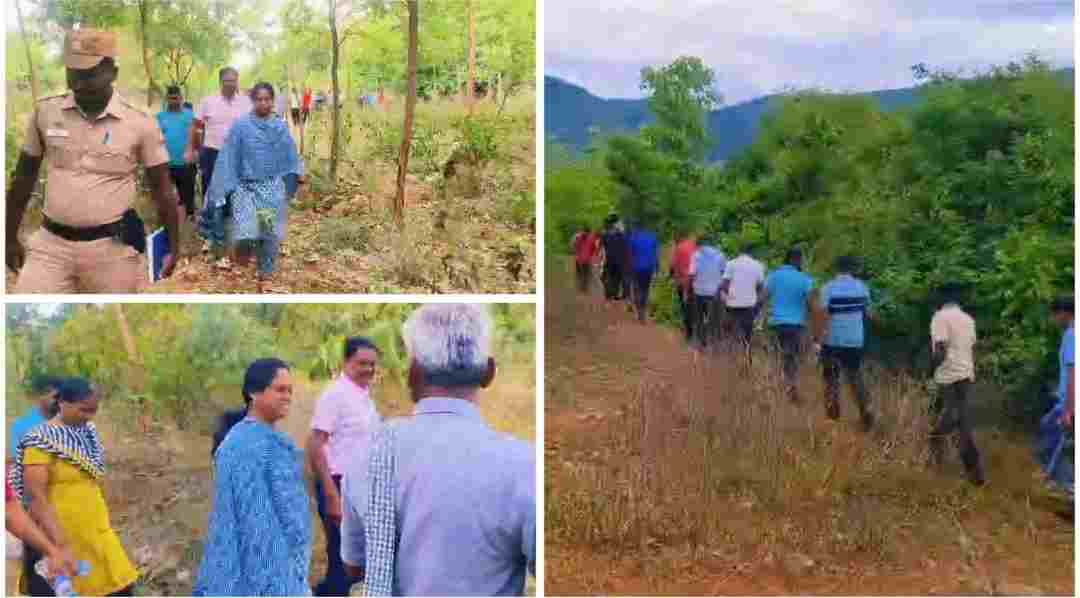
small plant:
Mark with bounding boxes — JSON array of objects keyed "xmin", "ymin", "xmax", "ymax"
[{"xmin": 316, "ymin": 218, "xmax": 370, "ymax": 253}]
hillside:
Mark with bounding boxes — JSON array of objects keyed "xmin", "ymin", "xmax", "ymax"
[{"xmin": 545, "ymin": 67, "xmax": 1074, "ymax": 162}]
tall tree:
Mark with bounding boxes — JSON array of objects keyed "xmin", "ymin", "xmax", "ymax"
[
  {"xmin": 329, "ymin": 0, "xmax": 343, "ymax": 188},
  {"xmin": 15, "ymin": 0, "xmax": 39, "ymax": 102},
  {"xmin": 640, "ymin": 56, "xmax": 720, "ymax": 162},
  {"xmin": 466, "ymin": 0, "xmax": 475, "ymax": 111},
  {"xmin": 135, "ymin": 0, "xmax": 158, "ymax": 107},
  {"xmin": 394, "ymin": 0, "xmax": 418, "ymax": 227}
]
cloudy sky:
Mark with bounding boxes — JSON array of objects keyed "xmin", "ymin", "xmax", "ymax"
[{"xmin": 546, "ymin": 0, "xmax": 1075, "ymax": 104}]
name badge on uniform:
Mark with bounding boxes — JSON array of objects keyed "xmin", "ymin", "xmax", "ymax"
[{"xmin": 45, "ymin": 129, "xmax": 70, "ymax": 138}]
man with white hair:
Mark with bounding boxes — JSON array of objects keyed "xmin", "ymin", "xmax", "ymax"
[{"xmin": 340, "ymin": 304, "xmax": 535, "ymax": 596}]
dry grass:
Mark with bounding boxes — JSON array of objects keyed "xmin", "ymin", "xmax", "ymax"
[{"xmin": 545, "ymin": 266, "xmax": 1073, "ymax": 596}]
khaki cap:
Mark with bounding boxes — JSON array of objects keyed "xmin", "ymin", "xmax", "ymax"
[{"xmin": 63, "ymin": 28, "xmax": 118, "ymax": 70}]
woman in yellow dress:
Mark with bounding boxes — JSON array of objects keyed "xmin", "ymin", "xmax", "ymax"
[{"xmin": 8, "ymin": 377, "xmax": 139, "ymax": 596}]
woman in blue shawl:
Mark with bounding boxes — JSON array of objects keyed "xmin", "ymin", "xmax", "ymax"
[
  {"xmin": 202, "ymin": 82, "xmax": 304, "ymax": 290},
  {"xmin": 194, "ymin": 358, "xmax": 311, "ymax": 596}
]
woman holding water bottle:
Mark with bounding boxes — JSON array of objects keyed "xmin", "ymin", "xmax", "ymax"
[{"xmin": 9, "ymin": 378, "xmax": 139, "ymax": 596}]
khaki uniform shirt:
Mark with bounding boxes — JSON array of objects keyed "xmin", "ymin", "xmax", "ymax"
[
  {"xmin": 931, "ymin": 304, "xmax": 977, "ymax": 385},
  {"xmin": 22, "ymin": 91, "xmax": 169, "ymax": 228}
]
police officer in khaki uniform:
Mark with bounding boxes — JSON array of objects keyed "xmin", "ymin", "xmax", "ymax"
[{"xmin": 6, "ymin": 29, "xmax": 179, "ymax": 293}]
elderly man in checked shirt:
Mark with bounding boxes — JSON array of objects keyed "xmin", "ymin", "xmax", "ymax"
[{"xmin": 340, "ymin": 304, "xmax": 536, "ymax": 596}]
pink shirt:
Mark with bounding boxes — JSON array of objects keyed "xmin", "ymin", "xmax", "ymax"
[
  {"xmin": 196, "ymin": 93, "xmax": 253, "ymax": 150},
  {"xmin": 310, "ymin": 374, "xmax": 382, "ymax": 477}
]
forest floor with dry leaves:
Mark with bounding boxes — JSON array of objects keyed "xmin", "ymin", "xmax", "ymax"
[{"xmin": 6, "ymin": 98, "xmax": 536, "ymax": 295}]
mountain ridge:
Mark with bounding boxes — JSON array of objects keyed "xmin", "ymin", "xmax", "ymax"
[{"xmin": 545, "ymin": 68, "xmax": 1075, "ymax": 162}]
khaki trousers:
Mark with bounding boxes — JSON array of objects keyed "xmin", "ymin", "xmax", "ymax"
[{"xmin": 13, "ymin": 228, "xmax": 146, "ymax": 293}]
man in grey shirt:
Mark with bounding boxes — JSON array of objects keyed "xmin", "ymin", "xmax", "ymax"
[{"xmin": 340, "ymin": 304, "xmax": 536, "ymax": 596}]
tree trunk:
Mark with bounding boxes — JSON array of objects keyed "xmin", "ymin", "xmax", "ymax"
[
  {"xmin": 137, "ymin": 0, "xmax": 156, "ymax": 108},
  {"xmin": 466, "ymin": 0, "xmax": 475, "ymax": 112},
  {"xmin": 14, "ymin": 0, "xmax": 39, "ymax": 102},
  {"xmin": 395, "ymin": 0, "xmax": 419, "ymax": 227},
  {"xmin": 329, "ymin": 0, "xmax": 341, "ymax": 189}
]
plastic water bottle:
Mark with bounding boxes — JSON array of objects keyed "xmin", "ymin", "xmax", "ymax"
[{"xmin": 34, "ymin": 558, "xmax": 90, "ymax": 597}]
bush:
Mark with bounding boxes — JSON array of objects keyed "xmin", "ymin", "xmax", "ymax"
[{"xmin": 316, "ymin": 218, "xmax": 370, "ymax": 253}]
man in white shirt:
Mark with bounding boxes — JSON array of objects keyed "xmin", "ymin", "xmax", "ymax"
[
  {"xmin": 928, "ymin": 282, "xmax": 984, "ymax": 486},
  {"xmin": 720, "ymin": 244, "xmax": 766, "ymax": 360},
  {"xmin": 307, "ymin": 337, "xmax": 383, "ymax": 595}
]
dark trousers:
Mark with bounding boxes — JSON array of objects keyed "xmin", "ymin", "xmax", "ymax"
[
  {"xmin": 821, "ymin": 345, "xmax": 871, "ymax": 424},
  {"xmin": 632, "ymin": 270, "xmax": 654, "ymax": 321},
  {"xmin": 930, "ymin": 380, "xmax": 985, "ymax": 483},
  {"xmin": 314, "ymin": 475, "xmax": 358, "ymax": 596},
  {"xmin": 198, "ymin": 147, "xmax": 219, "ymax": 203},
  {"xmin": 692, "ymin": 294, "xmax": 718, "ymax": 346},
  {"xmin": 676, "ymin": 289, "xmax": 694, "ymax": 341},
  {"xmin": 771, "ymin": 325, "xmax": 804, "ymax": 398},
  {"xmin": 602, "ymin": 263, "xmax": 625, "ymax": 300},
  {"xmin": 726, "ymin": 307, "xmax": 756, "ymax": 361},
  {"xmin": 169, "ymin": 164, "xmax": 197, "ymax": 216},
  {"xmin": 575, "ymin": 262, "xmax": 592, "ymax": 293}
]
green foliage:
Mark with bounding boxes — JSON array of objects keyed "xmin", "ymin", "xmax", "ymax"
[
  {"xmin": 6, "ymin": 304, "xmax": 535, "ymax": 430},
  {"xmin": 640, "ymin": 56, "xmax": 720, "ymax": 162},
  {"xmin": 455, "ymin": 113, "xmax": 502, "ymax": 165},
  {"xmin": 546, "ymin": 56, "xmax": 1074, "ymax": 421}
]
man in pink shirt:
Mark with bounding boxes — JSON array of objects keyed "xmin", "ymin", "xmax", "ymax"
[
  {"xmin": 669, "ymin": 231, "xmax": 698, "ymax": 342},
  {"xmin": 306, "ymin": 337, "xmax": 382, "ymax": 596},
  {"xmin": 186, "ymin": 67, "xmax": 252, "ymax": 256}
]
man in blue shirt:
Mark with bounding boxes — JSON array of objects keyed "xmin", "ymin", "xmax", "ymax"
[
  {"xmin": 7, "ymin": 375, "xmax": 62, "ymax": 462},
  {"xmin": 814, "ymin": 255, "xmax": 874, "ymax": 430},
  {"xmin": 341, "ymin": 304, "xmax": 534, "ymax": 596},
  {"xmin": 627, "ymin": 222, "xmax": 660, "ymax": 323},
  {"xmin": 156, "ymin": 85, "xmax": 196, "ymax": 219},
  {"xmin": 764, "ymin": 248, "xmax": 815, "ymax": 403},
  {"xmin": 1038, "ymin": 296, "xmax": 1074, "ymax": 495},
  {"xmin": 688, "ymin": 234, "xmax": 726, "ymax": 348}
]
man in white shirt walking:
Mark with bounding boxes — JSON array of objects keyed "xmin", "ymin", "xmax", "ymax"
[
  {"xmin": 720, "ymin": 243, "xmax": 766, "ymax": 361},
  {"xmin": 928, "ymin": 282, "xmax": 985, "ymax": 486}
]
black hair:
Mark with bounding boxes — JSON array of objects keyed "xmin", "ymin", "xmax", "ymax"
[
  {"xmin": 249, "ymin": 82, "xmax": 275, "ymax": 101},
  {"xmin": 219, "ymin": 66, "xmax": 239, "ymax": 81},
  {"xmin": 1051, "ymin": 295, "xmax": 1075, "ymax": 314},
  {"xmin": 166, "ymin": 84, "xmax": 181, "ymax": 96},
  {"xmin": 936, "ymin": 282, "xmax": 965, "ymax": 306},
  {"xmin": 31, "ymin": 375, "xmax": 64, "ymax": 418},
  {"xmin": 344, "ymin": 337, "xmax": 380, "ymax": 361},
  {"xmin": 740, "ymin": 242, "xmax": 755, "ymax": 255},
  {"xmin": 834, "ymin": 255, "xmax": 856, "ymax": 273},
  {"xmin": 56, "ymin": 378, "xmax": 94, "ymax": 403},
  {"xmin": 30, "ymin": 374, "xmax": 64, "ymax": 396},
  {"xmin": 212, "ymin": 358, "xmax": 289, "ymax": 458},
  {"xmin": 786, "ymin": 247, "xmax": 803, "ymax": 264}
]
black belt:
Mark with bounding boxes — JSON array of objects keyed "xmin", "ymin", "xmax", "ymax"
[{"xmin": 42, "ymin": 216, "xmax": 122, "ymax": 242}]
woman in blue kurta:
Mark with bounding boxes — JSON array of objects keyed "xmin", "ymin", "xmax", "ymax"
[
  {"xmin": 202, "ymin": 82, "xmax": 304, "ymax": 290},
  {"xmin": 194, "ymin": 358, "xmax": 312, "ymax": 596}
]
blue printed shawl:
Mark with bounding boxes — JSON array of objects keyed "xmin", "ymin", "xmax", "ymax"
[{"xmin": 206, "ymin": 113, "xmax": 304, "ymax": 209}]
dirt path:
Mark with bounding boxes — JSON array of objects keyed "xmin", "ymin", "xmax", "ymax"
[{"xmin": 545, "ymin": 272, "xmax": 1073, "ymax": 596}]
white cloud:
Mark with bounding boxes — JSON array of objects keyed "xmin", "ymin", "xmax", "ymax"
[{"xmin": 546, "ymin": 0, "xmax": 1075, "ymax": 103}]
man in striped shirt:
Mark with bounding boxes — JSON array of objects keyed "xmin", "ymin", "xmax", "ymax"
[{"xmin": 814, "ymin": 255, "xmax": 875, "ymax": 430}]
